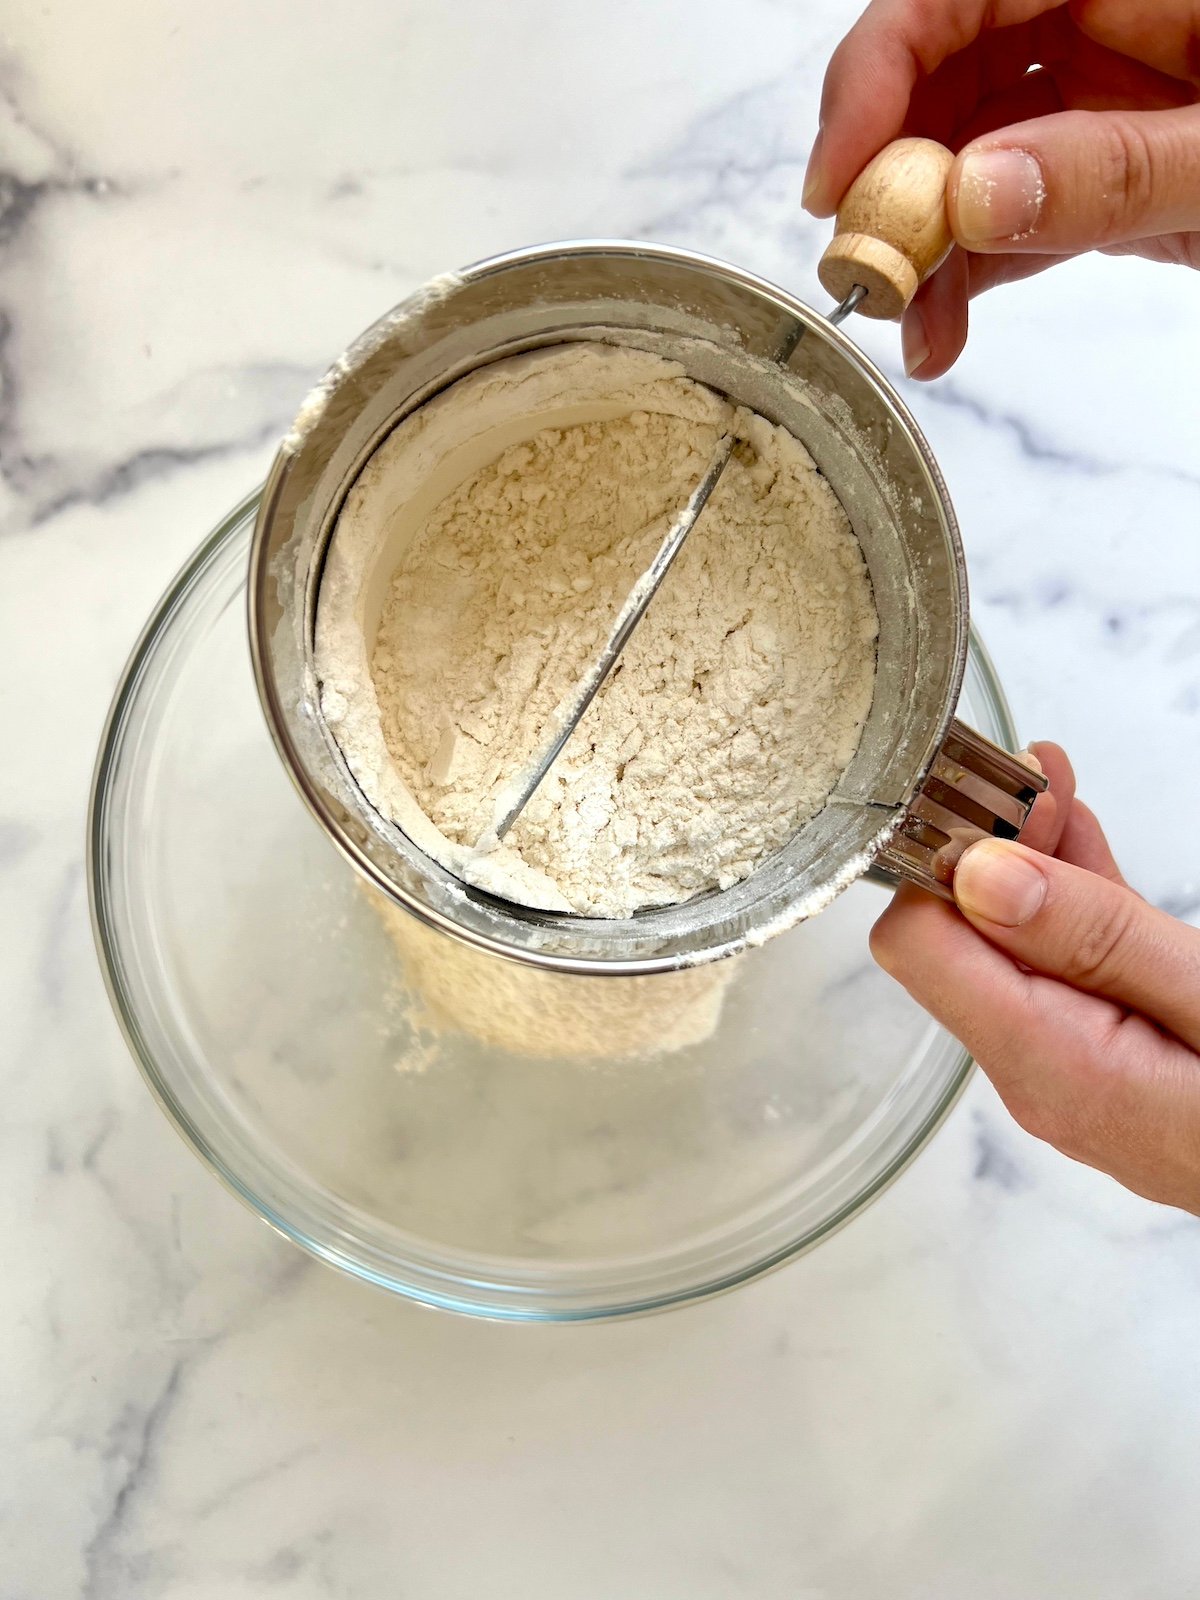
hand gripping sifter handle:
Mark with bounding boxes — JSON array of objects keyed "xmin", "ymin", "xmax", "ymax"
[
  {"xmin": 818, "ymin": 137, "xmax": 955, "ymax": 321},
  {"xmin": 872, "ymin": 721, "xmax": 1048, "ymax": 900}
]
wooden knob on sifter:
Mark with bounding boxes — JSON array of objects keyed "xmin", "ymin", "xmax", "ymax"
[{"xmin": 817, "ymin": 137, "xmax": 955, "ymax": 321}]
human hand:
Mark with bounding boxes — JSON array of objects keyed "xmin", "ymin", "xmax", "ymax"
[
  {"xmin": 871, "ymin": 743, "xmax": 1200, "ymax": 1214},
  {"xmin": 804, "ymin": 1, "xmax": 1200, "ymax": 377}
]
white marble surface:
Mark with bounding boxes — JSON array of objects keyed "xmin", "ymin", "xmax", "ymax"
[{"xmin": 3, "ymin": 0, "xmax": 1199, "ymax": 1594}]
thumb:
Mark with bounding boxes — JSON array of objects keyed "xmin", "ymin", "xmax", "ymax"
[
  {"xmin": 952, "ymin": 838, "xmax": 1200, "ymax": 1050},
  {"xmin": 948, "ymin": 105, "xmax": 1200, "ymax": 253}
]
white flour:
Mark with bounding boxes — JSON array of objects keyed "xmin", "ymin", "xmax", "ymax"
[
  {"xmin": 316, "ymin": 343, "xmax": 878, "ymax": 919},
  {"xmin": 370, "ymin": 885, "xmax": 740, "ymax": 1062}
]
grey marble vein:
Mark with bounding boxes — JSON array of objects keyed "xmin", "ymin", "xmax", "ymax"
[
  {"xmin": 0, "ymin": 817, "xmax": 38, "ymax": 862},
  {"xmin": 971, "ymin": 1113, "xmax": 1028, "ymax": 1194},
  {"xmin": 917, "ymin": 375, "xmax": 1200, "ymax": 491},
  {"xmin": 0, "ymin": 357, "xmax": 316, "ymax": 532},
  {"xmin": 82, "ymin": 1360, "xmax": 184, "ymax": 1600},
  {"xmin": 625, "ymin": 71, "xmax": 821, "ymax": 261},
  {"xmin": 38, "ymin": 858, "xmax": 82, "ymax": 1008},
  {"xmin": 0, "ymin": 167, "xmax": 123, "ymax": 245},
  {"xmin": 22, "ymin": 428, "xmax": 281, "ymax": 530}
]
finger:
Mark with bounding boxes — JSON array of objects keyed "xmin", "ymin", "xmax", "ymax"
[
  {"xmin": 966, "ymin": 250, "xmax": 1072, "ymax": 296},
  {"xmin": 1070, "ymin": 0, "xmax": 1200, "ymax": 87},
  {"xmin": 904, "ymin": 9, "xmax": 1190, "ymax": 155},
  {"xmin": 803, "ymin": 0, "xmax": 1061, "ymax": 216},
  {"xmin": 952, "ymin": 839, "xmax": 1200, "ymax": 1048},
  {"xmin": 938, "ymin": 37, "xmax": 1195, "ymax": 152},
  {"xmin": 952, "ymin": 65, "xmax": 1065, "ymax": 147},
  {"xmin": 902, "ymin": 248, "xmax": 1070, "ymax": 377},
  {"xmin": 871, "ymin": 885, "xmax": 1123, "ymax": 1125},
  {"xmin": 949, "ymin": 104, "xmax": 1200, "ymax": 252},
  {"xmin": 1018, "ymin": 740, "xmax": 1076, "ymax": 857},
  {"xmin": 1055, "ymin": 798, "xmax": 1128, "ymax": 886},
  {"xmin": 871, "ymin": 886, "xmax": 1200, "ymax": 1211},
  {"xmin": 1102, "ymin": 232, "xmax": 1200, "ymax": 269},
  {"xmin": 902, "ymin": 247, "xmax": 968, "ymax": 378},
  {"xmin": 1051, "ymin": 53, "xmax": 1198, "ymax": 113},
  {"xmin": 948, "ymin": 46, "xmax": 1194, "ymax": 151},
  {"xmin": 1027, "ymin": 740, "xmax": 1074, "ymax": 799},
  {"xmin": 905, "ymin": 15, "xmax": 1072, "ymax": 147}
]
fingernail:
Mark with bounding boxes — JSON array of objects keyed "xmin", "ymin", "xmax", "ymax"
[
  {"xmin": 1017, "ymin": 745, "xmax": 1044, "ymax": 776},
  {"xmin": 902, "ymin": 311, "xmax": 932, "ymax": 377},
  {"xmin": 954, "ymin": 148, "xmax": 1045, "ymax": 245},
  {"xmin": 802, "ymin": 128, "xmax": 825, "ymax": 213},
  {"xmin": 955, "ymin": 840, "xmax": 1047, "ymax": 926}
]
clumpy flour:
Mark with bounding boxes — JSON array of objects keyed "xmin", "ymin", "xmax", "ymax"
[{"xmin": 316, "ymin": 343, "xmax": 879, "ymax": 924}]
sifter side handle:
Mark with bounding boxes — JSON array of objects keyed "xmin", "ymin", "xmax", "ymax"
[
  {"xmin": 817, "ymin": 137, "xmax": 955, "ymax": 322},
  {"xmin": 868, "ymin": 720, "xmax": 1048, "ymax": 899}
]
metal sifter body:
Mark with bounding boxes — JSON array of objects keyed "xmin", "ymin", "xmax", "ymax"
[{"xmin": 249, "ymin": 145, "xmax": 1044, "ymax": 974}]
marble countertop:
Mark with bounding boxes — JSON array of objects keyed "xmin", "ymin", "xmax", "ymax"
[{"xmin": 4, "ymin": 0, "xmax": 1199, "ymax": 1594}]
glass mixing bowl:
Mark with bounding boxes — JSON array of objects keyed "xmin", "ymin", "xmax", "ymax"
[{"xmin": 89, "ymin": 491, "xmax": 1018, "ymax": 1320}]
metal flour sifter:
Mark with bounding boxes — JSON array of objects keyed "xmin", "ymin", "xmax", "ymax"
[{"xmin": 249, "ymin": 137, "xmax": 1046, "ymax": 975}]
